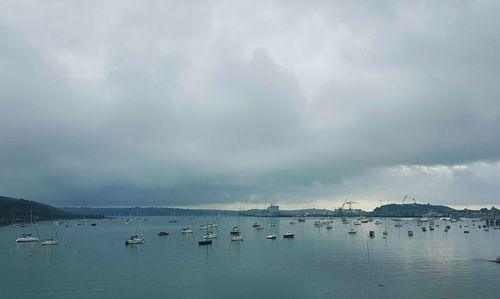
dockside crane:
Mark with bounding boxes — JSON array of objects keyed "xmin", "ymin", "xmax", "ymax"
[{"xmin": 346, "ymin": 201, "xmax": 357, "ymax": 214}]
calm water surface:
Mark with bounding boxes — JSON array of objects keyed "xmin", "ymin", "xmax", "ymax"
[{"xmin": 1, "ymin": 216, "xmax": 499, "ymax": 299}]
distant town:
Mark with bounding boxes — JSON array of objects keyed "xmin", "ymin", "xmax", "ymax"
[{"xmin": 240, "ymin": 203, "xmax": 500, "ymax": 219}]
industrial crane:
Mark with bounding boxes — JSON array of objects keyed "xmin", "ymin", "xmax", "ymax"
[
  {"xmin": 340, "ymin": 199, "xmax": 348, "ymax": 210},
  {"xmin": 346, "ymin": 201, "xmax": 357, "ymax": 214}
]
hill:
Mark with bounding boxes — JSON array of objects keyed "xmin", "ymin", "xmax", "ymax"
[
  {"xmin": 371, "ymin": 203, "xmax": 456, "ymax": 217},
  {"xmin": 0, "ymin": 196, "xmax": 78, "ymax": 225}
]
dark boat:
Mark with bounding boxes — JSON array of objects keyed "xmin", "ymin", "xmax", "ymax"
[
  {"xmin": 158, "ymin": 231, "xmax": 169, "ymax": 236},
  {"xmin": 91, "ymin": 223, "xmax": 96, "ymax": 226},
  {"xmin": 283, "ymin": 232, "xmax": 294, "ymax": 238},
  {"xmin": 198, "ymin": 239, "xmax": 212, "ymax": 246},
  {"xmin": 369, "ymin": 231, "xmax": 375, "ymax": 238}
]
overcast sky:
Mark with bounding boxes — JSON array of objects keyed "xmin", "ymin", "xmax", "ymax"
[{"xmin": 1, "ymin": 1, "xmax": 499, "ymax": 210}]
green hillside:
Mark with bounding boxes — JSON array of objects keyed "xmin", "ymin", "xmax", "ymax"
[{"xmin": 0, "ymin": 196, "xmax": 77, "ymax": 225}]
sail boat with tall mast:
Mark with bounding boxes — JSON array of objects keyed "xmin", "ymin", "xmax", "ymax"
[
  {"xmin": 41, "ymin": 222, "xmax": 59, "ymax": 245},
  {"xmin": 383, "ymin": 218, "xmax": 389, "ymax": 238},
  {"xmin": 16, "ymin": 210, "xmax": 39, "ymax": 243},
  {"xmin": 348, "ymin": 218, "xmax": 357, "ymax": 234},
  {"xmin": 125, "ymin": 208, "xmax": 144, "ymax": 245},
  {"xmin": 199, "ymin": 222, "xmax": 213, "ymax": 245},
  {"xmin": 169, "ymin": 208, "xmax": 177, "ymax": 223}
]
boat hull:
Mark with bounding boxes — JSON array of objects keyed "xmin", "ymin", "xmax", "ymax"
[
  {"xmin": 16, "ymin": 237, "xmax": 39, "ymax": 243},
  {"xmin": 198, "ymin": 240, "xmax": 212, "ymax": 246}
]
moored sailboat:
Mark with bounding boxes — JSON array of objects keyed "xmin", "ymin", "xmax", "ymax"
[{"xmin": 41, "ymin": 222, "xmax": 59, "ymax": 246}]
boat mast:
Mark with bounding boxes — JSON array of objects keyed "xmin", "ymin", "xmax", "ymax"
[{"xmin": 32, "ymin": 210, "xmax": 40, "ymax": 239}]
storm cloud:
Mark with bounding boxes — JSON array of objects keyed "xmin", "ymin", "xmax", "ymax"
[{"xmin": 1, "ymin": 1, "xmax": 499, "ymax": 209}]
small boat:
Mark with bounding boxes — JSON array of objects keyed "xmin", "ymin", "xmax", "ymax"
[
  {"xmin": 198, "ymin": 239, "xmax": 212, "ymax": 246},
  {"xmin": 353, "ymin": 221, "xmax": 361, "ymax": 226},
  {"xmin": 298, "ymin": 217, "xmax": 306, "ymax": 223},
  {"xmin": 266, "ymin": 234, "xmax": 277, "ymax": 239},
  {"xmin": 203, "ymin": 232, "xmax": 217, "ymax": 239},
  {"xmin": 181, "ymin": 228, "xmax": 193, "ymax": 234},
  {"xmin": 158, "ymin": 231, "xmax": 169, "ymax": 236},
  {"xmin": 16, "ymin": 211, "xmax": 40, "ymax": 243},
  {"xmin": 361, "ymin": 219, "xmax": 369, "ymax": 224},
  {"xmin": 41, "ymin": 240, "xmax": 58, "ymax": 246},
  {"xmin": 408, "ymin": 230, "xmax": 414, "ymax": 237},
  {"xmin": 395, "ymin": 223, "xmax": 403, "ymax": 228},
  {"xmin": 348, "ymin": 229, "xmax": 357, "ymax": 235},
  {"xmin": 40, "ymin": 222, "xmax": 59, "ymax": 245},
  {"xmin": 495, "ymin": 257, "xmax": 500, "ymax": 263},
  {"xmin": 283, "ymin": 232, "xmax": 295, "ymax": 238},
  {"xmin": 125, "ymin": 235, "xmax": 144, "ymax": 245},
  {"xmin": 326, "ymin": 224, "xmax": 333, "ymax": 229},
  {"xmin": 429, "ymin": 226, "xmax": 434, "ymax": 231},
  {"xmin": 16, "ymin": 233, "xmax": 39, "ymax": 243},
  {"xmin": 375, "ymin": 220, "xmax": 382, "ymax": 225},
  {"xmin": 252, "ymin": 223, "xmax": 261, "ymax": 228},
  {"xmin": 369, "ymin": 231, "xmax": 375, "ymax": 238},
  {"xmin": 444, "ymin": 229, "xmax": 449, "ymax": 233},
  {"xmin": 289, "ymin": 220, "xmax": 296, "ymax": 225},
  {"xmin": 230, "ymin": 227, "xmax": 240, "ymax": 235},
  {"xmin": 169, "ymin": 210, "xmax": 177, "ymax": 223},
  {"xmin": 383, "ymin": 218, "xmax": 388, "ymax": 236},
  {"xmin": 269, "ymin": 224, "xmax": 276, "ymax": 227},
  {"xmin": 90, "ymin": 223, "xmax": 97, "ymax": 226},
  {"xmin": 231, "ymin": 235, "xmax": 243, "ymax": 241},
  {"xmin": 464, "ymin": 230, "xmax": 470, "ymax": 234},
  {"xmin": 421, "ymin": 227, "xmax": 427, "ymax": 232}
]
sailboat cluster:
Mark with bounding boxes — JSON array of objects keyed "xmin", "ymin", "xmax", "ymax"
[{"xmin": 13, "ymin": 211, "xmax": 500, "ymax": 266}]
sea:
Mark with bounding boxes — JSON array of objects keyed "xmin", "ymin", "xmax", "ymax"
[{"xmin": 1, "ymin": 216, "xmax": 499, "ymax": 299}]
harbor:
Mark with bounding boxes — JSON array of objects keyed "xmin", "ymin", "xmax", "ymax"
[{"xmin": 2, "ymin": 215, "xmax": 499, "ymax": 299}]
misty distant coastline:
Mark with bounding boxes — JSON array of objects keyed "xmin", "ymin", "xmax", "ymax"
[
  {"xmin": 61, "ymin": 203, "xmax": 499, "ymax": 219},
  {"xmin": 2, "ymin": 195, "xmax": 498, "ymax": 226}
]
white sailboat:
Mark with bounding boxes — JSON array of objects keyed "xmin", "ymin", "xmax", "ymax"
[
  {"xmin": 16, "ymin": 211, "xmax": 39, "ymax": 243},
  {"xmin": 383, "ymin": 218, "xmax": 388, "ymax": 236},
  {"xmin": 125, "ymin": 209, "xmax": 144, "ymax": 246},
  {"xmin": 266, "ymin": 234, "xmax": 277, "ymax": 239},
  {"xmin": 169, "ymin": 209, "xmax": 177, "ymax": 223},
  {"xmin": 41, "ymin": 222, "xmax": 59, "ymax": 245},
  {"xmin": 231, "ymin": 235, "xmax": 243, "ymax": 241}
]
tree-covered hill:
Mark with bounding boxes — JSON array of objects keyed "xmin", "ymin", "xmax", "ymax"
[{"xmin": 0, "ymin": 196, "xmax": 77, "ymax": 225}]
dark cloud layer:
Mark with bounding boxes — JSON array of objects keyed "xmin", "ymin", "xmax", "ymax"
[{"xmin": 1, "ymin": 1, "xmax": 499, "ymax": 208}]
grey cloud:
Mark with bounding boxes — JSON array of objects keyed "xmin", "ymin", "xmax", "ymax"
[{"xmin": 0, "ymin": 1, "xmax": 499, "ymax": 208}]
